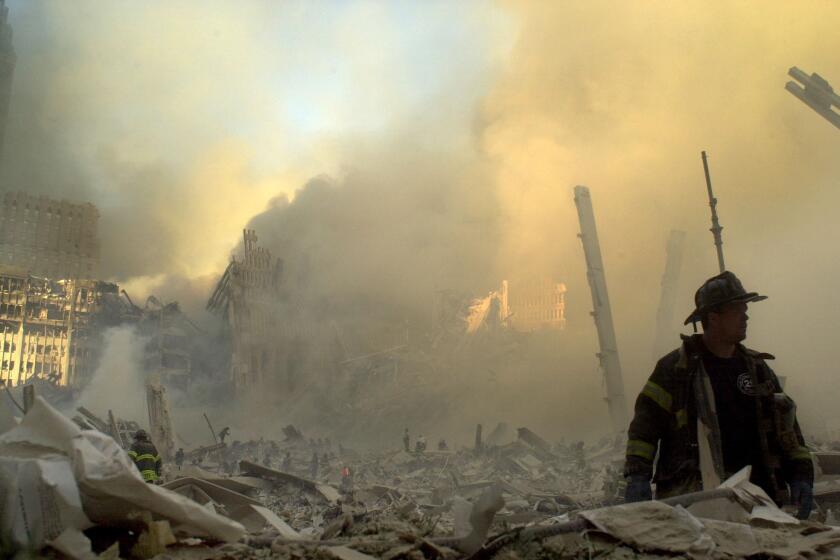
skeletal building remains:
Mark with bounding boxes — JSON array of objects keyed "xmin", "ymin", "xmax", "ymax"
[
  {"xmin": 0, "ymin": 267, "xmax": 203, "ymax": 391},
  {"xmin": 0, "ymin": 266, "xmax": 118, "ymax": 387},
  {"xmin": 0, "ymin": 192, "xmax": 100, "ymax": 279},
  {"xmin": 464, "ymin": 278, "xmax": 566, "ymax": 335},
  {"xmin": 574, "ymin": 185, "xmax": 628, "ymax": 433},
  {"xmin": 207, "ymin": 229, "xmax": 283, "ymax": 391},
  {"xmin": 135, "ymin": 296, "xmax": 201, "ymax": 390},
  {"xmin": 500, "ymin": 278, "xmax": 566, "ymax": 332},
  {"xmin": 786, "ymin": 66, "xmax": 840, "ymax": 129},
  {"xmin": 146, "ymin": 380, "xmax": 176, "ymax": 461}
]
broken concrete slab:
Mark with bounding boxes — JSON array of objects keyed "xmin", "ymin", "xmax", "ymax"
[
  {"xmin": 580, "ymin": 501, "xmax": 715, "ymax": 555},
  {"xmin": 516, "ymin": 427, "xmax": 556, "ymax": 459},
  {"xmin": 240, "ymin": 459, "xmax": 342, "ymax": 505},
  {"xmin": 230, "ymin": 504, "xmax": 301, "ymax": 538}
]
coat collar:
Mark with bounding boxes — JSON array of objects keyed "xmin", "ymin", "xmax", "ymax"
[{"xmin": 675, "ymin": 333, "xmax": 774, "ymax": 370}]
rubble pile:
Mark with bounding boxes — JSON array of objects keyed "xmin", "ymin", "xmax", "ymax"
[{"xmin": 5, "ymin": 399, "xmax": 840, "ymax": 559}]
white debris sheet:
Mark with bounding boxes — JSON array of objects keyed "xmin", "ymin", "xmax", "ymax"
[{"xmin": 0, "ymin": 396, "xmax": 244, "ymax": 558}]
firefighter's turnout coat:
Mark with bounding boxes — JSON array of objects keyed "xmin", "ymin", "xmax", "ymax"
[
  {"xmin": 128, "ymin": 439, "xmax": 162, "ymax": 483},
  {"xmin": 625, "ymin": 334, "xmax": 812, "ymax": 502}
]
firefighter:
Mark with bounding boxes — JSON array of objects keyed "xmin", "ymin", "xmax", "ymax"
[
  {"xmin": 624, "ymin": 271, "xmax": 813, "ymax": 518},
  {"xmin": 128, "ymin": 429, "xmax": 162, "ymax": 484}
]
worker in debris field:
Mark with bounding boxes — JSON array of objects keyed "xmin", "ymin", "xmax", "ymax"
[
  {"xmin": 175, "ymin": 447, "xmax": 184, "ymax": 470},
  {"xmin": 310, "ymin": 451, "xmax": 320, "ymax": 479},
  {"xmin": 218, "ymin": 426, "xmax": 231, "ymax": 443},
  {"xmin": 624, "ymin": 271, "xmax": 813, "ymax": 519},
  {"xmin": 403, "ymin": 428, "xmax": 410, "ymax": 452},
  {"xmin": 415, "ymin": 434, "xmax": 427, "ymax": 453},
  {"xmin": 438, "ymin": 438, "xmax": 448, "ymax": 451},
  {"xmin": 128, "ymin": 429, "xmax": 162, "ymax": 484},
  {"xmin": 340, "ymin": 465, "xmax": 354, "ymax": 494}
]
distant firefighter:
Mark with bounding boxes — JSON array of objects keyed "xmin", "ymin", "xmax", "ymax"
[
  {"xmin": 403, "ymin": 428, "xmax": 410, "ymax": 452},
  {"xmin": 340, "ymin": 465, "xmax": 354, "ymax": 494},
  {"xmin": 218, "ymin": 426, "xmax": 231, "ymax": 443}
]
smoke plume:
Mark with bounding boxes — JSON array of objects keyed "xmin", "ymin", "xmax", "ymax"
[{"xmin": 77, "ymin": 325, "xmax": 150, "ymax": 425}]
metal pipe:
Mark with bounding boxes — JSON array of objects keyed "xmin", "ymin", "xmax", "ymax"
[{"xmin": 701, "ymin": 151, "xmax": 726, "ymax": 273}]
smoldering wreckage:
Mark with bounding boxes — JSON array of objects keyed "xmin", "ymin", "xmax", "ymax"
[{"xmin": 2, "ymin": 71, "xmax": 840, "ymax": 558}]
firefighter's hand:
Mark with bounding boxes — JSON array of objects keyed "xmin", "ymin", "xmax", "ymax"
[
  {"xmin": 790, "ymin": 478, "xmax": 813, "ymax": 520},
  {"xmin": 625, "ymin": 474, "xmax": 652, "ymax": 503}
]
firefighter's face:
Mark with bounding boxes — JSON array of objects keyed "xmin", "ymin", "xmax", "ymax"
[{"xmin": 709, "ymin": 301, "xmax": 749, "ymax": 342}]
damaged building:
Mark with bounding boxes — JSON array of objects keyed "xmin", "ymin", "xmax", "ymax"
[
  {"xmin": 0, "ymin": 267, "xmax": 119, "ymax": 387},
  {"xmin": 0, "ymin": 192, "xmax": 211, "ymax": 392},
  {"xmin": 207, "ymin": 229, "xmax": 283, "ymax": 392},
  {"xmin": 0, "ymin": 191, "xmax": 100, "ymax": 279}
]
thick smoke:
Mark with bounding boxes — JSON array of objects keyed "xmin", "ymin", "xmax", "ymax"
[
  {"xmin": 479, "ymin": 1, "xmax": 840, "ymax": 436},
  {"xmin": 0, "ymin": 1, "xmax": 508, "ymax": 289},
  {"xmin": 77, "ymin": 325, "xmax": 150, "ymax": 424},
  {"xmin": 247, "ymin": 149, "xmax": 500, "ymax": 327}
]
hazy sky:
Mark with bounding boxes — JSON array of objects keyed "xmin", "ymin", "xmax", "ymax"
[{"xmin": 2, "ymin": 1, "xmax": 839, "ymax": 437}]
